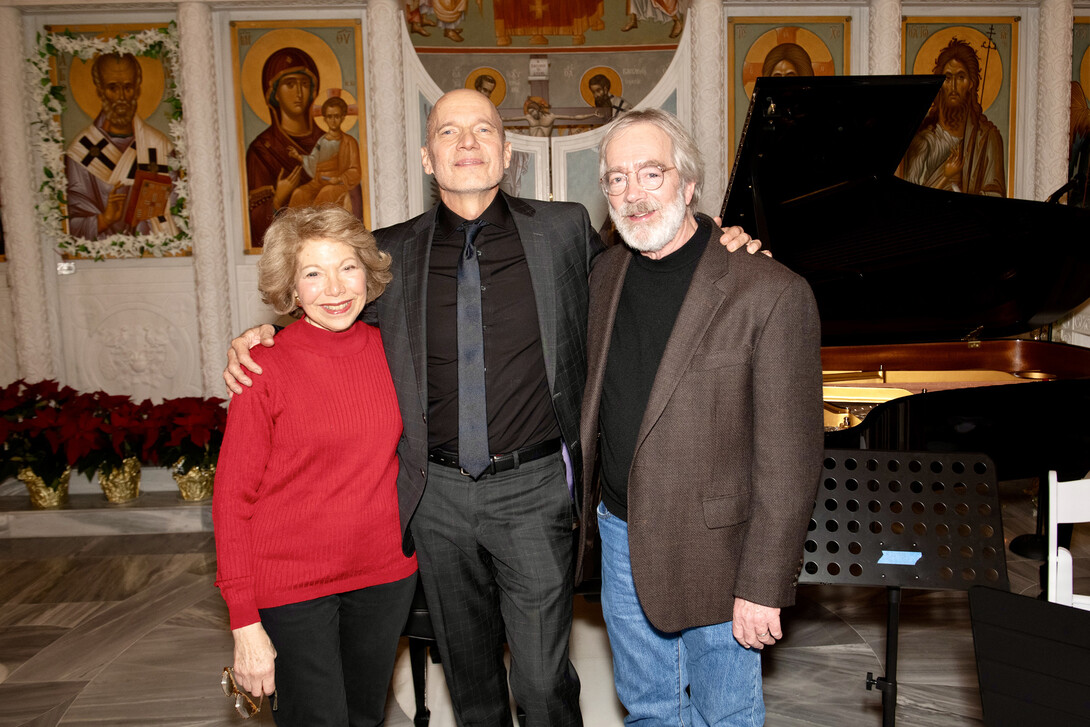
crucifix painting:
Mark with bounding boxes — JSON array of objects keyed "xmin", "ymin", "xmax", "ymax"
[{"xmin": 492, "ymin": 56, "xmax": 611, "ymax": 137}]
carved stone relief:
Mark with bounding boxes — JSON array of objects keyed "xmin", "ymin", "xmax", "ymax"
[{"xmin": 57, "ymin": 264, "xmax": 201, "ymax": 400}]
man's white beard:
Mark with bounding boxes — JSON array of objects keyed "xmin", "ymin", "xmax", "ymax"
[{"xmin": 609, "ymin": 185, "xmax": 688, "ymax": 253}]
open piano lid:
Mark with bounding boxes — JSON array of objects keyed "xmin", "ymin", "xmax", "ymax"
[{"xmin": 721, "ymin": 75, "xmax": 1090, "ymax": 346}]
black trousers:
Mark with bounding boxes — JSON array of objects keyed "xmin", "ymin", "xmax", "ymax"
[
  {"xmin": 413, "ymin": 451, "xmax": 582, "ymax": 727},
  {"xmin": 259, "ymin": 573, "xmax": 417, "ymax": 727}
]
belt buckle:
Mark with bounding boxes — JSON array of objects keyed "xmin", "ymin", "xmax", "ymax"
[{"xmin": 461, "ymin": 459, "xmax": 497, "ymax": 478}]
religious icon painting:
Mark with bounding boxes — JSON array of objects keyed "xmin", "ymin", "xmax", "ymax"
[
  {"xmin": 409, "ymin": 3, "xmax": 680, "ymax": 143},
  {"xmin": 465, "ymin": 67, "xmax": 508, "ymax": 106},
  {"xmin": 33, "ymin": 23, "xmax": 190, "ymax": 260},
  {"xmin": 727, "ymin": 17, "xmax": 850, "ymax": 164},
  {"xmin": 231, "ymin": 20, "xmax": 370, "ymax": 252},
  {"xmin": 1069, "ymin": 17, "xmax": 1090, "ymax": 208},
  {"xmin": 900, "ymin": 17, "xmax": 1019, "ymax": 199}
]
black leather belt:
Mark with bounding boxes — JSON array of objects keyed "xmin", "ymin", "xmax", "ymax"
[{"xmin": 428, "ymin": 438, "xmax": 562, "ymax": 478}]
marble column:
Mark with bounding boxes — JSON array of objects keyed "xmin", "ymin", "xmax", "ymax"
[
  {"xmin": 690, "ymin": 0, "xmax": 725, "ymax": 217},
  {"xmin": 0, "ymin": 6, "xmax": 57, "ymax": 382},
  {"xmin": 1037, "ymin": 0, "xmax": 1074, "ymax": 201},
  {"xmin": 177, "ymin": 3, "xmax": 233, "ymax": 397},
  {"xmin": 367, "ymin": 0, "xmax": 410, "ymax": 229},
  {"xmin": 869, "ymin": 0, "xmax": 902, "ymax": 75}
]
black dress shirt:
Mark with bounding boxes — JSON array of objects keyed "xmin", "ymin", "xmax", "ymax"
[{"xmin": 426, "ymin": 195, "xmax": 562, "ymax": 454}]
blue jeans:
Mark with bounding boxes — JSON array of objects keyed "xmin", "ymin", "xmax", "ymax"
[{"xmin": 597, "ymin": 501, "xmax": 765, "ymax": 727}]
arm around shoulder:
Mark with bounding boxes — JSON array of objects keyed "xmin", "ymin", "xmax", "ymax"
[{"xmin": 224, "ymin": 324, "xmax": 279, "ymax": 395}]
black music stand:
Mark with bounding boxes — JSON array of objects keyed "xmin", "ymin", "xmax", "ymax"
[{"xmin": 800, "ymin": 450, "xmax": 1009, "ymax": 727}]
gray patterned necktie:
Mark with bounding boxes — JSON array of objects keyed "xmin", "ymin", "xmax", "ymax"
[{"xmin": 457, "ymin": 219, "xmax": 490, "ymax": 478}]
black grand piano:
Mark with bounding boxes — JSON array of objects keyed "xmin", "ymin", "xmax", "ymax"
[
  {"xmin": 721, "ymin": 75, "xmax": 1090, "ymax": 726},
  {"xmin": 721, "ymin": 75, "xmax": 1090, "ymax": 484}
]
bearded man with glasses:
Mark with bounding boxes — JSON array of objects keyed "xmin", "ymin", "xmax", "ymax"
[{"xmin": 575, "ymin": 108, "xmax": 823, "ymax": 726}]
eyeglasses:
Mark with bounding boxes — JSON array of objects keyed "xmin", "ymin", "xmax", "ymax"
[
  {"xmin": 221, "ymin": 666, "xmax": 277, "ymax": 718},
  {"xmin": 601, "ymin": 164, "xmax": 676, "ymax": 196}
]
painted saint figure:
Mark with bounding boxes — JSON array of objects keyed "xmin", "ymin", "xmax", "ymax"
[
  {"xmin": 620, "ymin": 0, "xmax": 684, "ymax": 39},
  {"xmin": 761, "ymin": 43, "xmax": 815, "ymax": 78},
  {"xmin": 898, "ymin": 37, "xmax": 1006, "ymax": 197},
  {"xmin": 474, "ymin": 74, "xmax": 497, "ymax": 100},
  {"xmin": 64, "ymin": 53, "xmax": 178, "ymax": 240},
  {"xmin": 286, "ymin": 96, "xmax": 364, "ymax": 213},
  {"xmin": 588, "ymin": 74, "xmax": 630, "ymax": 120},
  {"xmin": 245, "ymin": 47, "xmax": 325, "ymax": 247},
  {"xmin": 407, "ymin": 0, "xmax": 467, "ymax": 42}
]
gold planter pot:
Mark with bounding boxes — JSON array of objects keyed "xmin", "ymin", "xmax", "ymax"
[
  {"xmin": 173, "ymin": 461, "xmax": 215, "ymax": 502},
  {"xmin": 18, "ymin": 467, "xmax": 71, "ymax": 509},
  {"xmin": 99, "ymin": 457, "xmax": 141, "ymax": 503}
]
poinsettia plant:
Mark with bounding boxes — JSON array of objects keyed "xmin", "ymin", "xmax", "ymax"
[
  {"xmin": 0, "ymin": 379, "xmax": 82, "ymax": 489},
  {"xmin": 68, "ymin": 392, "xmax": 155, "ymax": 480},
  {"xmin": 2, "ymin": 382, "xmax": 228, "ymax": 488},
  {"xmin": 144, "ymin": 396, "xmax": 227, "ymax": 473}
]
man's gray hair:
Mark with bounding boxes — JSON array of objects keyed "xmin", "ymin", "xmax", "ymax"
[{"xmin": 598, "ymin": 108, "xmax": 704, "ymax": 207}]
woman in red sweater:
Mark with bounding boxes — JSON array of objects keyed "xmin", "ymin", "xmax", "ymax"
[{"xmin": 214, "ymin": 205, "xmax": 417, "ymax": 725}]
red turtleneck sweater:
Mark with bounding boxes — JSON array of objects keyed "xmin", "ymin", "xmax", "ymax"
[{"xmin": 213, "ymin": 319, "xmax": 416, "ymax": 629}]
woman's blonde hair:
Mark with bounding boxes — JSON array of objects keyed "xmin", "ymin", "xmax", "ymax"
[{"xmin": 258, "ymin": 205, "xmax": 392, "ymax": 317}]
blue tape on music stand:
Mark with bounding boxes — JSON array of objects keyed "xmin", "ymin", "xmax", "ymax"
[{"xmin": 878, "ymin": 550, "xmax": 922, "ymax": 565}]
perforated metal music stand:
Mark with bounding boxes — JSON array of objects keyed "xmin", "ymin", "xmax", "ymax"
[{"xmin": 800, "ymin": 449, "xmax": 1008, "ymax": 727}]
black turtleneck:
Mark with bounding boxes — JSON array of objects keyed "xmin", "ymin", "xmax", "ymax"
[{"xmin": 600, "ymin": 215, "xmax": 712, "ymax": 521}]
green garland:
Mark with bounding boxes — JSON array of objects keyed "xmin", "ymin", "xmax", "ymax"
[{"xmin": 29, "ymin": 23, "xmax": 191, "ymax": 260}]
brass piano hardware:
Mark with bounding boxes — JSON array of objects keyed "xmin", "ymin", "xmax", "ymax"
[
  {"xmin": 823, "ymin": 402, "xmax": 863, "ymax": 431},
  {"xmin": 1013, "ymin": 370, "xmax": 1053, "ymax": 380},
  {"xmin": 961, "ymin": 326, "xmax": 984, "ymax": 345}
]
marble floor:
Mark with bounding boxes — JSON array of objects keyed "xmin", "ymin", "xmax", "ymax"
[{"xmin": 0, "ymin": 479, "xmax": 1086, "ymax": 727}]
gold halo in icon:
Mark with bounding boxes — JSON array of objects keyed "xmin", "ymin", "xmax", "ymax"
[
  {"xmin": 912, "ymin": 26, "xmax": 1003, "ymax": 113},
  {"xmin": 580, "ymin": 66, "xmax": 622, "ymax": 107},
  {"xmin": 312, "ymin": 89, "xmax": 360, "ymax": 134},
  {"xmin": 465, "ymin": 67, "xmax": 507, "ymax": 107},
  {"xmin": 240, "ymin": 28, "xmax": 344, "ymax": 126},
  {"xmin": 741, "ymin": 27, "xmax": 834, "ymax": 98},
  {"xmin": 69, "ymin": 54, "xmax": 166, "ymax": 121}
]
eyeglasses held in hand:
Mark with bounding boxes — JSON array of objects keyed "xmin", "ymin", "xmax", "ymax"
[
  {"xmin": 221, "ymin": 666, "xmax": 277, "ymax": 718},
  {"xmin": 600, "ymin": 164, "xmax": 676, "ymax": 196}
]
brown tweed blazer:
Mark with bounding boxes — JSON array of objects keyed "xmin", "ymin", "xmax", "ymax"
[{"xmin": 575, "ymin": 232, "xmax": 823, "ymax": 632}]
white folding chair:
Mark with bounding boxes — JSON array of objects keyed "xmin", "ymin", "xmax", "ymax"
[{"xmin": 1047, "ymin": 470, "xmax": 1090, "ymax": 611}]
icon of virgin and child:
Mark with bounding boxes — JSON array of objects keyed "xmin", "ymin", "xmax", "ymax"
[{"xmin": 245, "ymin": 47, "xmax": 364, "ymax": 247}]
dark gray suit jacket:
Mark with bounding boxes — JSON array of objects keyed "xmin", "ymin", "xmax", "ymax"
[
  {"xmin": 374, "ymin": 192, "xmax": 603, "ymax": 555},
  {"xmin": 576, "ymin": 235, "xmax": 823, "ymax": 632}
]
